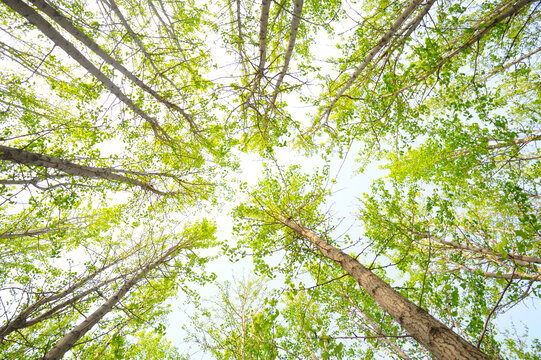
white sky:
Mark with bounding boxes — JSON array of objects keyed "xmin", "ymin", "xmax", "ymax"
[{"xmin": 1, "ymin": 1, "xmax": 539, "ymax": 358}]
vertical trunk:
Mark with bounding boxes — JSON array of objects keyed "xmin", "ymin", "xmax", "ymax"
[
  {"xmin": 276, "ymin": 214, "xmax": 491, "ymax": 360},
  {"xmin": 243, "ymin": 0, "xmax": 272, "ymax": 106},
  {"xmin": 257, "ymin": 0, "xmax": 272, "ymax": 77},
  {"xmin": 42, "ymin": 242, "xmax": 183, "ymax": 359}
]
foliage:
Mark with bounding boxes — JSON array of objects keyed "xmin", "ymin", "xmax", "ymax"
[
  {"xmin": 0, "ymin": 0, "xmax": 540, "ymax": 358},
  {"xmin": 186, "ymin": 278, "xmax": 352, "ymax": 359}
]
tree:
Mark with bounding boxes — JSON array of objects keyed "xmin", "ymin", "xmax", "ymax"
[
  {"xmin": 1, "ymin": 0, "xmax": 540, "ymax": 358},
  {"xmin": 0, "ymin": 0, "xmax": 220, "ymax": 355},
  {"xmin": 41, "ymin": 225, "xmax": 201, "ymax": 360},
  {"xmin": 233, "ymin": 165, "xmax": 490, "ymax": 359},
  {"xmin": 1, "ymin": 216, "xmax": 216, "ymax": 359},
  {"xmin": 186, "ymin": 278, "xmax": 350, "ymax": 359}
]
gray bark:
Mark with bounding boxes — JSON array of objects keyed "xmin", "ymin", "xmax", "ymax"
[
  {"xmin": 276, "ymin": 214, "xmax": 491, "ymax": 360},
  {"xmin": 0, "ymin": 226, "xmax": 67, "ymax": 239},
  {"xmin": 395, "ymin": 0, "xmax": 436, "ymax": 46},
  {"xmin": 411, "ymin": 229, "xmax": 541, "ymax": 267},
  {"xmin": 0, "ymin": 145, "xmax": 175, "ymax": 196},
  {"xmin": 0, "ymin": 273, "xmax": 130, "ymax": 340},
  {"xmin": 0, "ymin": 247, "xmax": 142, "ymax": 340},
  {"xmin": 270, "ymin": 0, "xmax": 304, "ymax": 106},
  {"xmin": 102, "ymin": 0, "xmax": 189, "ymax": 112},
  {"xmin": 257, "ymin": 0, "xmax": 272, "ymax": 77},
  {"xmin": 42, "ymin": 241, "xmax": 184, "ymax": 359},
  {"xmin": 241, "ymin": 0, "xmax": 272, "ymax": 110}
]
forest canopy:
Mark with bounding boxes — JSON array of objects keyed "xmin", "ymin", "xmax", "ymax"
[{"xmin": 0, "ymin": 0, "xmax": 540, "ymax": 359}]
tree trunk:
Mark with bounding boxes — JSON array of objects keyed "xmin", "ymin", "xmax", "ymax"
[
  {"xmin": 0, "ymin": 145, "xmax": 174, "ymax": 196},
  {"xmin": 257, "ymin": 0, "xmax": 272, "ymax": 77},
  {"xmin": 270, "ymin": 0, "xmax": 304, "ymax": 105},
  {"xmin": 0, "ymin": 0, "xmax": 169, "ymax": 141},
  {"xmin": 42, "ymin": 241, "xmax": 184, "ymax": 359},
  {"xmin": 243, "ymin": 0, "xmax": 272, "ymax": 106},
  {"xmin": 384, "ymin": 0, "xmax": 536, "ymax": 99},
  {"xmin": 276, "ymin": 214, "xmax": 491, "ymax": 360}
]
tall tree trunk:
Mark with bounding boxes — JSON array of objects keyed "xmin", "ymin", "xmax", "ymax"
[
  {"xmin": 42, "ymin": 241, "xmax": 184, "ymax": 359},
  {"xmin": 0, "ymin": 0, "xmax": 170, "ymax": 142},
  {"xmin": 269, "ymin": 0, "xmax": 304, "ymax": 106},
  {"xmin": 1, "ymin": 273, "xmax": 131, "ymax": 340},
  {"xmin": 256, "ymin": 0, "xmax": 272, "ymax": 78},
  {"xmin": 384, "ymin": 0, "xmax": 536, "ymax": 99},
  {"xmin": 0, "ymin": 145, "xmax": 176, "ymax": 196},
  {"xmin": 243, "ymin": 0, "xmax": 272, "ymax": 107},
  {"xmin": 275, "ymin": 214, "xmax": 491, "ymax": 360}
]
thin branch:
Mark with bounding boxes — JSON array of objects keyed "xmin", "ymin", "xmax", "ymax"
[{"xmin": 476, "ymin": 278, "xmax": 513, "ymax": 347}]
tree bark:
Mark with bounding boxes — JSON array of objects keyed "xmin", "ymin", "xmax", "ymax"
[
  {"xmin": 408, "ymin": 228, "xmax": 541, "ymax": 267},
  {"xmin": 395, "ymin": 0, "xmax": 436, "ymax": 46},
  {"xmin": 102, "ymin": 0, "xmax": 190, "ymax": 112},
  {"xmin": 0, "ymin": 272, "xmax": 130, "ymax": 340},
  {"xmin": 270, "ymin": 0, "xmax": 303, "ymax": 106},
  {"xmin": 0, "ymin": 226, "xmax": 67, "ymax": 239},
  {"xmin": 42, "ymin": 241, "xmax": 184, "ymax": 359},
  {"xmin": 276, "ymin": 214, "xmax": 491, "ymax": 360},
  {"xmin": 0, "ymin": 0, "xmax": 170, "ymax": 141},
  {"xmin": 243, "ymin": 0, "xmax": 272, "ymax": 106},
  {"xmin": 257, "ymin": 0, "xmax": 272, "ymax": 77},
  {"xmin": 0, "ymin": 145, "xmax": 176, "ymax": 196}
]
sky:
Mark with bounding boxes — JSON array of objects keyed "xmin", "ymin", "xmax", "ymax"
[
  {"xmin": 1, "ymin": 1, "xmax": 540, "ymax": 358},
  {"xmin": 160, "ymin": 11, "xmax": 541, "ymax": 356}
]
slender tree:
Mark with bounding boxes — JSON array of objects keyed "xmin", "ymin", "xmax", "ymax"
[
  {"xmin": 1, "ymin": 0, "xmax": 540, "ymax": 358},
  {"xmin": 42, "ymin": 237, "xmax": 187, "ymax": 359},
  {"xmin": 234, "ymin": 165, "xmax": 491, "ymax": 359}
]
